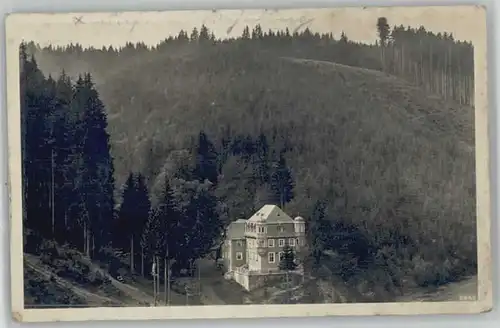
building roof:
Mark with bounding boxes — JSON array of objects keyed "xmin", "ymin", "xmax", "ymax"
[{"xmin": 248, "ymin": 205, "xmax": 294, "ymax": 224}]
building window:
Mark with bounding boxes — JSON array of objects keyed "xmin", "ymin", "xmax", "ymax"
[
  {"xmin": 268, "ymin": 239, "xmax": 275, "ymax": 247},
  {"xmin": 279, "ymin": 251, "xmax": 284, "ymax": 261},
  {"xmin": 278, "ymin": 226, "xmax": 284, "ymax": 233},
  {"xmin": 236, "ymin": 240, "xmax": 243, "ymax": 247},
  {"xmin": 289, "ymin": 238, "xmax": 295, "ymax": 247},
  {"xmin": 268, "ymin": 252, "xmax": 275, "ymax": 263},
  {"xmin": 279, "ymin": 239, "xmax": 285, "ymax": 247},
  {"xmin": 258, "ymin": 239, "xmax": 266, "ymax": 247},
  {"xmin": 236, "ymin": 252, "xmax": 243, "ymax": 260}
]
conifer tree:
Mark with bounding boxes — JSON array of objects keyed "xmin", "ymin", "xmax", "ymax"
[
  {"xmin": 193, "ymin": 131, "xmax": 219, "ymax": 184},
  {"xmin": 20, "ymin": 46, "xmax": 53, "ymax": 238},
  {"xmin": 135, "ymin": 173, "xmax": 152, "ymax": 276},
  {"xmin": 72, "ymin": 73, "xmax": 115, "ymax": 257},
  {"xmin": 154, "ymin": 175, "xmax": 181, "ymax": 260},
  {"xmin": 270, "ymin": 151, "xmax": 294, "ymax": 209},
  {"xmin": 377, "ymin": 17, "xmax": 391, "ymax": 71},
  {"xmin": 173, "ymin": 179, "xmax": 222, "ymax": 267},
  {"xmin": 279, "ymin": 244, "xmax": 298, "ymax": 271},
  {"xmin": 252, "ymin": 24, "xmax": 263, "ymax": 40},
  {"xmin": 117, "ymin": 173, "xmax": 137, "ymax": 269},
  {"xmin": 52, "ymin": 71, "xmax": 77, "ymax": 243},
  {"xmin": 253, "ymin": 133, "xmax": 270, "ymax": 184},
  {"xmin": 190, "ymin": 27, "xmax": 199, "ymax": 42},
  {"xmin": 199, "ymin": 25, "xmax": 210, "ymax": 42},
  {"xmin": 308, "ymin": 200, "xmax": 331, "ymax": 269},
  {"xmin": 376, "ymin": 17, "xmax": 390, "ymax": 47},
  {"xmin": 242, "ymin": 26, "xmax": 250, "ymax": 40}
]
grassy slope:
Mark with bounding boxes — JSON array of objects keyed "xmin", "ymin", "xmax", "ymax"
[
  {"xmin": 24, "ymin": 265, "xmax": 87, "ymax": 308},
  {"xmin": 23, "ymin": 239, "xmax": 147, "ymax": 307},
  {"xmin": 37, "ymin": 43, "xmax": 476, "ymax": 296}
]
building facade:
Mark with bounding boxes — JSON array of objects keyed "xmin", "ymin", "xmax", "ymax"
[{"xmin": 221, "ymin": 205, "xmax": 306, "ymax": 280}]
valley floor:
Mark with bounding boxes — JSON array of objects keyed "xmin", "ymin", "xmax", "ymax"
[{"xmin": 24, "ymin": 248, "xmax": 477, "ymax": 308}]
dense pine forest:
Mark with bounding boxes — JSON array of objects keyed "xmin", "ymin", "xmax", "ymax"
[{"xmin": 22, "ymin": 19, "xmax": 476, "ymax": 305}]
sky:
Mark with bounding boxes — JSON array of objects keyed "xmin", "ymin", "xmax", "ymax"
[{"xmin": 6, "ymin": 5, "xmax": 485, "ymax": 48}]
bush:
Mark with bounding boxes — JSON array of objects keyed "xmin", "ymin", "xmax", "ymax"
[
  {"xmin": 24, "ymin": 267, "xmax": 86, "ymax": 306},
  {"xmin": 87, "ymin": 270, "xmax": 109, "ymax": 286},
  {"xmin": 412, "ymin": 255, "xmax": 454, "ymax": 287}
]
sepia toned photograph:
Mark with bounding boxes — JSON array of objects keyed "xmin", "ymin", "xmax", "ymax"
[{"xmin": 6, "ymin": 5, "xmax": 491, "ymax": 323}]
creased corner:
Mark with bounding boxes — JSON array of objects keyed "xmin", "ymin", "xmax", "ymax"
[{"xmin": 12, "ymin": 311, "xmax": 23, "ymax": 322}]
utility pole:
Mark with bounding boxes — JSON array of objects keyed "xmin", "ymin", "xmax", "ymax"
[
  {"xmin": 152, "ymin": 259, "xmax": 157, "ymax": 306},
  {"xmin": 198, "ymin": 259, "xmax": 201, "ymax": 296},
  {"xmin": 167, "ymin": 258, "xmax": 171, "ymax": 306},
  {"xmin": 157, "ymin": 256, "xmax": 160, "ymax": 305},
  {"xmin": 165, "ymin": 246, "xmax": 171, "ymax": 306}
]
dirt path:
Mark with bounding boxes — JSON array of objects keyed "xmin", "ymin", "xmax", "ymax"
[{"xmin": 197, "ymin": 259, "xmax": 226, "ymax": 305}]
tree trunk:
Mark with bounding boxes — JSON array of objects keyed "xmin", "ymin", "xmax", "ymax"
[
  {"xmin": 130, "ymin": 236, "xmax": 135, "ymax": 273},
  {"xmin": 83, "ymin": 222, "xmax": 87, "ymax": 255},
  {"xmin": 157, "ymin": 256, "xmax": 161, "ymax": 301},
  {"xmin": 153, "ymin": 256, "xmax": 157, "ymax": 306},
  {"xmin": 64, "ymin": 210, "xmax": 68, "ymax": 232},
  {"xmin": 141, "ymin": 246, "xmax": 145, "ymax": 277},
  {"xmin": 167, "ymin": 258, "xmax": 171, "ymax": 305},
  {"xmin": 86, "ymin": 226, "xmax": 91, "ymax": 258}
]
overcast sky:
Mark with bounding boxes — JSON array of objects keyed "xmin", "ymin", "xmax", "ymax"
[{"xmin": 7, "ymin": 6, "xmax": 484, "ymax": 48}]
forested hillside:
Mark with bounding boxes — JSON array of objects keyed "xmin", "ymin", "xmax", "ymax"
[
  {"xmin": 22, "ymin": 20, "xmax": 477, "ymax": 303},
  {"xmin": 29, "ymin": 22, "xmax": 474, "ymax": 106}
]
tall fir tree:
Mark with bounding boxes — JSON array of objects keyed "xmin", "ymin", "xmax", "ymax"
[
  {"xmin": 135, "ymin": 173, "xmax": 152, "ymax": 276},
  {"xmin": 308, "ymin": 200, "xmax": 331, "ymax": 269},
  {"xmin": 270, "ymin": 151, "xmax": 294, "ymax": 209},
  {"xmin": 71, "ymin": 73, "xmax": 115, "ymax": 257},
  {"xmin": 199, "ymin": 25, "xmax": 210, "ymax": 42},
  {"xmin": 253, "ymin": 133, "xmax": 270, "ymax": 185},
  {"xmin": 242, "ymin": 26, "xmax": 250, "ymax": 40},
  {"xmin": 51, "ymin": 70, "xmax": 76, "ymax": 243},
  {"xmin": 21, "ymin": 45, "xmax": 52, "ymax": 239},
  {"xmin": 116, "ymin": 173, "xmax": 136, "ymax": 268},
  {"xmin": 193, "ymin": 131, "xmax": 219, "ymax": 184}
]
